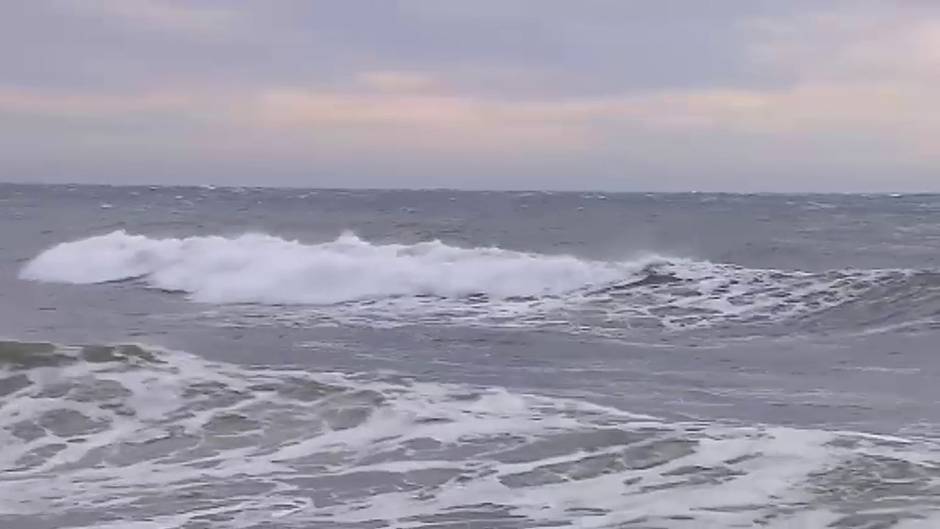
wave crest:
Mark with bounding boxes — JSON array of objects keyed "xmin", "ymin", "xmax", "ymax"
[
  {"xmin": 19, "ymin": 230, "xmax": 649, "ymax": 305},
  {"xmin": 22, "ymin": 231, "xmax": 933, "ymax": 334}
]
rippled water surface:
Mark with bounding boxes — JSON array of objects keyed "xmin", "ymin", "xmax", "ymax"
[{"xmin": 3, "ymin": 184, "xmax": 940, "ymax": 528}]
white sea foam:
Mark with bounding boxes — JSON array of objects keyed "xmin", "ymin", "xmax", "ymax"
[
  {"xmin": 3, "ymin": 341, "xmax": 940, "ymax": 528},
  {"xmin": 20, "ymin": 230, "xmax": 659, "ymax": 304},
  {"xmin": 20, "ymin": 231, "xmax": 916, "ymax": 333}
]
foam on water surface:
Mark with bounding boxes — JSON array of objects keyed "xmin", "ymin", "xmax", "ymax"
[
  {"xmin": 19, "ymin": 230, "xmax": 632, "ymax": 303},
  {"xmin": 2, "ymin": 340, "xmax": 940, "ymax": 528},
  {"xmin": 21, "ymin": 231, "xmax": 936, "ymax": 336}
]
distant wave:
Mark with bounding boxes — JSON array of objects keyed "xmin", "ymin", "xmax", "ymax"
[
  {"xmin": 18, "ymin": 230, "xmax": 655, "ymax": 304},
  {"xmin": 21, "ymin": 231, "xmax": 936, "ymax": 333}
]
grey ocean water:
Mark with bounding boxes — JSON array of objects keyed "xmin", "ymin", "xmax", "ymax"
[{"xmin": 3, "ymin": 183, "xmax": 940, "ymax": 528}]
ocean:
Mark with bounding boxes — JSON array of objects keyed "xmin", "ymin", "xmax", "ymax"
[{"xmin": 2, "ymin": 183, "xmax": 940, "ymax": 528}]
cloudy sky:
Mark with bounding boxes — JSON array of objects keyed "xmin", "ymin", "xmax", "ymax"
[{"xmin": 2, "ymin": 1, "xmax": 939, "ymax": 191}]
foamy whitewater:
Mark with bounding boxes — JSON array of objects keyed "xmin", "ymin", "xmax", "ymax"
[
  {"xmin": 3, "ymin": 185, "xmax": 940, "ymax": 528},
  {"xmin": 19, "ymin": 230, "xmax": 634, "ymax": 303},
  {"xmin": 4, "ymin": 341, "xmax": 940, "ymax": 529},
  {"xmin": 19, "ymin": 230, "xmax": 918, "ymax": 334}
]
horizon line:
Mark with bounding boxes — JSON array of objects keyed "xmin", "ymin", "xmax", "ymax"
[{"xmin": 0, "ymin": 180, "xmax": 935, "ymax": 196}]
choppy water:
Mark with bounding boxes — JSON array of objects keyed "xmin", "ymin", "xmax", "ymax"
[{"xmin": 3, "ymin": 184, "xmax": 940, "ymax": 528}]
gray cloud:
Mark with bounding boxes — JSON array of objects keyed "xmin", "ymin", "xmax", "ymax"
[{"xmin": 2, "ymin": 0, "xmax": 939, "ymax": 191}]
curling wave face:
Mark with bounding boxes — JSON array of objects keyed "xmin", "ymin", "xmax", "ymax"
[
  {"xmin": 2, "ymin": 340, "xmax": 940, "ymax": 528},
  {"xmin": 20, "ymin": 231, "xmax": 940, "ymax": 335}
]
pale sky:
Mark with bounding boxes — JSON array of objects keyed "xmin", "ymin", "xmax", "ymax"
[{"xmin": 2, "ymin": 1, "xmax": 939, "ymax": 191}]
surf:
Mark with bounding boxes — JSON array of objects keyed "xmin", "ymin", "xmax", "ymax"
[{"xmin": 18, "ymin": 230, "xmax": 655, "ymax": 304}]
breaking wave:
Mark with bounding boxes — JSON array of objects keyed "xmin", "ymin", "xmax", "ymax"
[
  {"xmin": 20, "ymin": 231, "xmax": 940, "ymax": 334},
  {"xmin": 19, "ymin": 230, "xmax": 638, "ymax": 304}
]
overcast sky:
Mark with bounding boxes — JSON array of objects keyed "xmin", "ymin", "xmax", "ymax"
[{"xmin": 2, "ymin": 1, "xmax": 939, "ymax": 191}]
